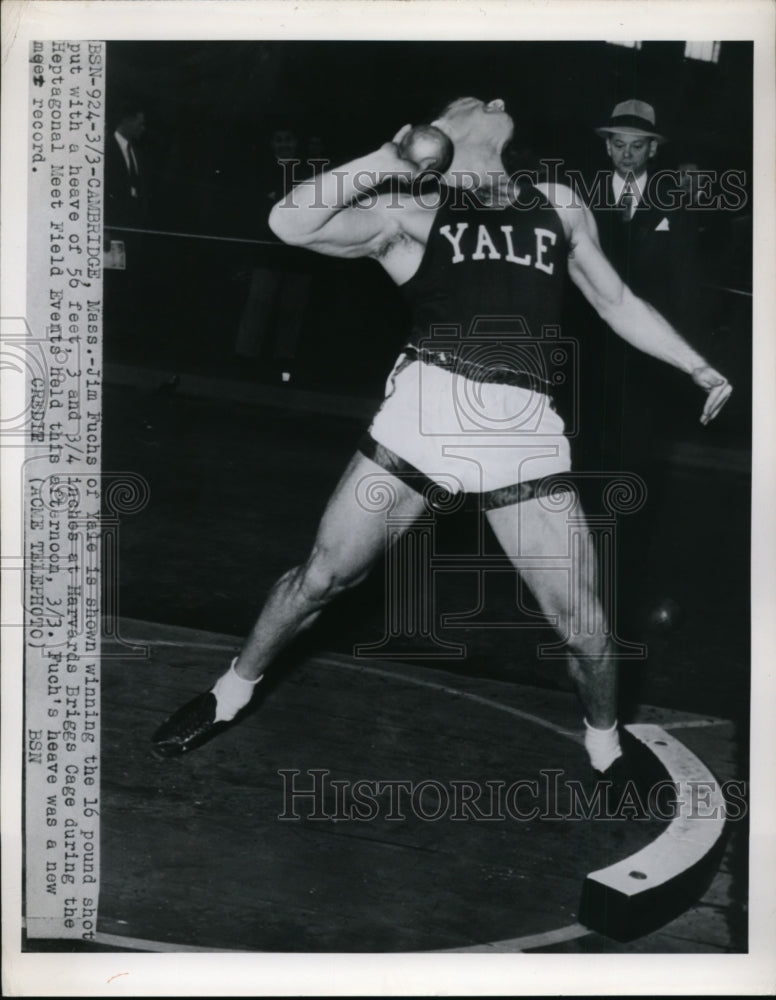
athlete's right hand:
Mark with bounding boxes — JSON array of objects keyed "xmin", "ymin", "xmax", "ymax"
[
  {"xmin": 378, "ymin": 124, "xmax": 422, "ymax": 177},
  {"xmin": 691, "ymin": 365, "xmax": 733, "ymax": 425}
]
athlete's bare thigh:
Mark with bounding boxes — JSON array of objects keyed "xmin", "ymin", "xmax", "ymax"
[
  {"xmin": 485, "ymin": 494, "xmax": 605, "ymax": 638},
  {"xmin": 309, "ymin": 451, "xmax": 429, "ymax": 586}
]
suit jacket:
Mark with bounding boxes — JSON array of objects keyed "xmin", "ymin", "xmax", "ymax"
[
  {"xmin": 105, "ymin": 132, "xmax": 149, "ymax": 229},
  {"xmin": 592, "ymin": 174, "xmax": 701, "ymax": 338},
  {"xmin": 566, "ymin": 171, "xmax": 703, "ymax": 471}
]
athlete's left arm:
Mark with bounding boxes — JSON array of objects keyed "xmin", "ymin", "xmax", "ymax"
[{"xmin": 550, "ymin": 187, "xmax": 732, "ymax": 425}]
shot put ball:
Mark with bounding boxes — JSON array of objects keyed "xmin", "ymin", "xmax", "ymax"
[{"xmin": 398, "ymin": 124, "xmax": 454, "ymax": 173}]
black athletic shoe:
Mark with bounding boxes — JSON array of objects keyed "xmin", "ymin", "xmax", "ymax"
[
  {"xmin": 595, "ymin": 730, "xmax": 677, "ymax": 821},
  {"xmin": 151, "ymin": 691, "xmax": 226, "ymax": 757}
]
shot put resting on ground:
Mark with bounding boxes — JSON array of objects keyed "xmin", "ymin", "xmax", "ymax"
[{"xmin": 153, "ymin": 96, "xmax": 732, "ymax": 776}]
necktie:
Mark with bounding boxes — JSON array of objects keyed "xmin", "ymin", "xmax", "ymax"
[{"xmin": 620, "ymin": 183, "xmax": 635, "ymax": 222}]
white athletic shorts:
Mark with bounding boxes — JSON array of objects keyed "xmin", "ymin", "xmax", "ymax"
[{"xmin": 367, "ymin": 356, "xmax": 572, "ymax": 496}]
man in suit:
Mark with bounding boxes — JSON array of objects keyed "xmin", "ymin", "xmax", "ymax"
[
  {"xmin": 105, "ymin": 102, "xmax": 149, "ymax": 231},
  {"xmin": 104, "ymin": 102, "xmax": 150, "ymax": 346},
  {"xmin": 593, "ymin": 100, "xmax": 701, "ymax": 336},
  {"xmin": 235, "ymin": 126, "xmax": 313, "ymax": 369},
  {"xmin": 576, "ymin": 100, "xmax": 703, "ymax": 640}
]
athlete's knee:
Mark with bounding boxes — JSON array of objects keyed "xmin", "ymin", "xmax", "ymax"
[
  {"xmin": 566, "ymin": 629, "xmax": 610, "ymax": 665},
  {"xmin": 293, "ymin": 545, "xmax": 368, "ymax": 606},
  {"xmin": 543, "ymin": 602, "xmax": 609, "ymax": 662}
]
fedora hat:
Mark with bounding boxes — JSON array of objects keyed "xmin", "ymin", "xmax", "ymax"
[{"xmin": 595, "ymin": 99, "xmax": 666, "ymax": 143}]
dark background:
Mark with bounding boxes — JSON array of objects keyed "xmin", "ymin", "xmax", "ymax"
[{"xmin": 106, "ymin": 39, "xmax": 753, "ymax": 232}]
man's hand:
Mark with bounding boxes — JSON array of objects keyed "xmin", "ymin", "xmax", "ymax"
[
  {"xmin": 377, "ymin": 124, "xmax": 425, "ymax": 180},
  {"xmin": 691, "ymin": 365, "xmax": 733, "ymax": 425}
]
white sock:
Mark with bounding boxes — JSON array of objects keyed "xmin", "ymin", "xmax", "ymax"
[
  {"xmin": 584, "ymin": 718, "xmax": 622, "ymax": 773},
  {"xmin": 211, "ymin": 658, "xmax": 262, "ymax": 723}
]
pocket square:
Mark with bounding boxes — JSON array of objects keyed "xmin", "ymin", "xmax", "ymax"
[{"xmin": 655, "ymin": 217, "xmax": 670, "ymax": 231}]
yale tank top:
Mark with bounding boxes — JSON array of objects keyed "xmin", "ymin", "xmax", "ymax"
[{"xmin": 400, "ymin": 184, "xmax": 568, "ymax": 393}]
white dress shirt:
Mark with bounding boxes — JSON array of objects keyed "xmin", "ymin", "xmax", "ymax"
[{"xmin": 114, "ymin": 130, "xmax": 139, "ymax": 197}]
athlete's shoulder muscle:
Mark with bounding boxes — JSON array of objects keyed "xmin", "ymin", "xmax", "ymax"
[{"xmin": 534, "ymin": 181, "xmax": 601, "ymax": 251}]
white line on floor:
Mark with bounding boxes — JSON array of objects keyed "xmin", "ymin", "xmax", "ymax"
[
  {"xmin": 437, "ymin": 921, "xmax": 591, "ymax": 952},
  {"xmin": 92, "ymin": 931, "xmax": 244, "ymax": 953},
  {"xmin": 316, "ymin": 655, "xmax": 584, "ymax": 744}
]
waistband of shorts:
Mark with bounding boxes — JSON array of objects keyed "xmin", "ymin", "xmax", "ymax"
[{"xmin": 402, "ymin": 344, "xmax": 555, "ymax": 396}]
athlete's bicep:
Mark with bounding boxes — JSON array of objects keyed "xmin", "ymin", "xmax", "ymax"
[
  {"xmin": 566, "ymin": 205, "xmax": 626, "ymax": 314},
  {"xmin": 278, "ymin": 200, "xmax": 399, "ymax": 259}
]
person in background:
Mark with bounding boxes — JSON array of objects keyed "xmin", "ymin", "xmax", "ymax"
[
  {"xmin": 573, "ymin": 99, "xmax": 705, "ymax": 639},
  {"xmin": 235, "ymin": 126, "xmax": 313, "ymax": 373},
  {"xmin": 105, "ymin": 101, "xmax": 149, "ymax": 229},
  {"xmin": 104, "ymin": 100, "xmax": 151, "ymax": 346}
]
